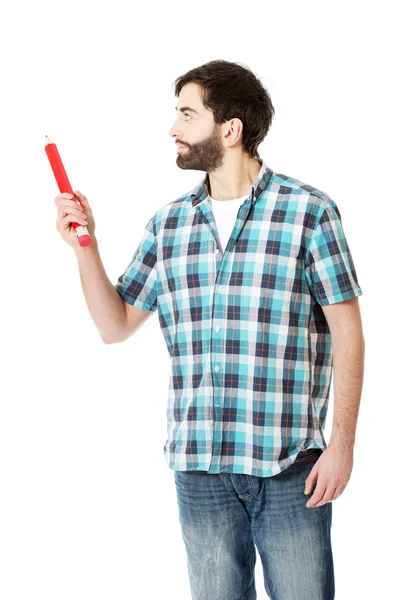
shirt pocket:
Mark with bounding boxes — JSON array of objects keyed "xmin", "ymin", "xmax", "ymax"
[
  {"xmin": 239, "ymin": 246, "xmax": 301, "ymax": 310},
  {"xmin": 240, "ymin": 290, "xmax": 283, "ymax": 309}
]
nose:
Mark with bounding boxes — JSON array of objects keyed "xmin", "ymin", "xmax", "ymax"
[{"xmin": 169, "ymin": 116, "xmax": 182, "ymax": 139}]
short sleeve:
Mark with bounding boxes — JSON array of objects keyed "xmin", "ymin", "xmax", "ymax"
[
  {"xmin": 304, "ymin": 200, "xmax": 363, "ymax": 306},
  {"xmin": 115, "ymin": 215, "xmax": 158, "ymax": 313}
]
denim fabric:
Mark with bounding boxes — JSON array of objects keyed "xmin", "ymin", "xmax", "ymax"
[{"xmin": 174, "ymin": 448, "xmax": 334, "ymax": 599}]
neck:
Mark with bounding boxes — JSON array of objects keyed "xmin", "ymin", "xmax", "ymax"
[{"xmin": 207, "ymin": 154, "xmax": 262, "ymax": 201}]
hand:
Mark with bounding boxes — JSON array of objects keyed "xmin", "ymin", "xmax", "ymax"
[
  {"xmin": 54, "ymin": 190, "xmax": 96, "ymax": 250},
  {"xmin": 73, "ymin": 190, "xmax": 96, "ymax": 239},
  {"xmin": 303, "ymin": 444, "xmax": 354, "ymax": 508}
]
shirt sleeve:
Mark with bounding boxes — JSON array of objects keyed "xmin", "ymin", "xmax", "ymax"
[
  {"xmin": 115, "ymin": 215, "xmax": 158, "ymax": 313},
  {"xmin": 303, "ymin": 199, "xmax": 363, "ymax": 306}
]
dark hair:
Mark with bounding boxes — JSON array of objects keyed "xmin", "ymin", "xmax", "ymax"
[{"xmin": 172, "ymin": 59, "xmax": 275, "ymax": 159}]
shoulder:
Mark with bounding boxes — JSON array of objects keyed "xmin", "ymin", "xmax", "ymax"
[
  {"xmin": 150, "ymin": 192, "xmax": 193, "ymax": 235},
  {"xmin": 271, "ymin": 170, "xmax": 338, "ymax": 223}
]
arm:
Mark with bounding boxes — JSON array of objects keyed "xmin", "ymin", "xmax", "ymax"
[
  {"xmin": 75, "ymin": 238, "xmax": 151, "ymax": 344},
  {"xmin": 302, "ymin": 197, "xmax": 365, "ymax": 507},
  {"xmin": 323, "ymin": 296, "xmax": 365, "ymax": 451},
  {"xmin": 304, "ymin": 296, "xmax": 365, "ymax": 508},
  {"xmin": 108, "ymin": 302, "xmax": 153, "ymax": 344}
]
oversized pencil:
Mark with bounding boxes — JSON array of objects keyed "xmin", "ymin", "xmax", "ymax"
[{"xmin": 45, "ymin": 135, "xmax": 91, "ymax": 247}]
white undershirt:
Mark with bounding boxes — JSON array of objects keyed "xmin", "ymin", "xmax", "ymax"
[{"xmin": 208, "ymin": 194, "xmax": 249, "ymax": 253}]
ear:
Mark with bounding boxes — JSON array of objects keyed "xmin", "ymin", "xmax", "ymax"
[{"xmin": 223, "ymin": 117, "xmax": 244, "ymax": 149}]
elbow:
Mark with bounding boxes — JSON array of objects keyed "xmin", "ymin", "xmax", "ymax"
[
  {"xmin": 102, "ymin": 335, "xmax": 118, "ymax": 345},
  {"xmin": 102, "ymin": 332, "xmax": 127, "ymax": 345},
  {"xmin": 102, "ymin": 328, "xmax": 127, "ymax": 345}
]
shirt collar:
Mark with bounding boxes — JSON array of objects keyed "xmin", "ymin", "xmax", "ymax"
[{"xmin": 189, "ymin": 157, "xmax": 273, "ymax": 208}]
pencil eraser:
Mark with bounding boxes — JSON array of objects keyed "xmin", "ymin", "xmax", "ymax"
[{"xmin": 78, "ymin": 235, "xmax": 91, "ymax": 247}]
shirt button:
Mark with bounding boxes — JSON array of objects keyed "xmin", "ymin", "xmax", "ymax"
[
  {"xmin": 214, "ymin": 365, "xmax": 220, "ymax": 372},
  {"xmin": 214, "ymin": 326, "xmax": 220, "ymax": 332},
  {"xmin": 215, "ymin": 248, "xmax": 220, "ymax": 254}
]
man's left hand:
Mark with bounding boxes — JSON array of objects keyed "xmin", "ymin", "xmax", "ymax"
[{"xmin": 304, "ymin": 444, "xmax": 354, "ymax": 508}]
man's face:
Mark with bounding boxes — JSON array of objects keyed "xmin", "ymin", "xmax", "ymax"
[{"xmin": 169, "ymin": 82, "xmax": 225, "ymax": 173}]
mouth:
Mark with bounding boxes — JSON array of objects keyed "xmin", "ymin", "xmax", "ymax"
[{"xmin": 177, "ymin": 144, "xmax": 188, "ymax": 151}]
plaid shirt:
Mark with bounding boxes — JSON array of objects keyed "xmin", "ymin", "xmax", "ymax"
[{"xmin": 115, "ymin": 158, "xmax": 363, "ymax": 477}]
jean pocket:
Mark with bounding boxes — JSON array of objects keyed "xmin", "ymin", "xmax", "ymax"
[{"xmin": 294, "ymin": 448, "xmax": 322, "ymax": 465}]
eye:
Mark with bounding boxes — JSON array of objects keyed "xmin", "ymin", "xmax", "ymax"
[{"xmin": 175, "ymin": 112, "xmax": 192, "ymax": 121}]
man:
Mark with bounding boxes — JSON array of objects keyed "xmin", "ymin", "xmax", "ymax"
[{"xmin": 57, "ymin": 60, "xmax": 364, "ymax": 599}]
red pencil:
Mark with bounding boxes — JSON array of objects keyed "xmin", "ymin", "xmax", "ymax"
[{"xmin": 45, "ymin": 135, "xmax": 91, "ymax": 247}]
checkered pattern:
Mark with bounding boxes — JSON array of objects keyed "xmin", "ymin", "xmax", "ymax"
[{"xmin": 115, "ymin": 158, "xmax": 363, "ymax": 477}]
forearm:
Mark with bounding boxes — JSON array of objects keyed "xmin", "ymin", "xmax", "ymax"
[
  {"xmin": 328, "ymin": 325, "xmax": 365, "ymax": 451},
  {"xmin": 74, "ymin": 237, "xmax": 127, "ymax": 343}
]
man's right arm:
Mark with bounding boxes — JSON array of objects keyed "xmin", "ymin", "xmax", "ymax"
[{"xmin": 74, "ymin": 238, "xmax": 151, "ymax": 344}]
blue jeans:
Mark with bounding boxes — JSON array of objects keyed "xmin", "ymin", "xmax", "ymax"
[{"xmin": 173, "ymin": 448, "xmax": 334, "ymax": 599}]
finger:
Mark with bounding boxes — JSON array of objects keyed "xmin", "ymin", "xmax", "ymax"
[
  {"xmin": 73, "ymin": 190, "xmax": 91, "ymax": 212},
  {"xmin": 57, "ymin": 199, "xmax": 85, "ymax": 211},
  {"xmin": 73, "ymin": 190, "xmax": 87, "ymax": 205},
  {"xmin": 60, "ymin": 213, "xmax": 88, "ymax": 227},
  {"xmin": 54, "ymin": 193, "xmax": 75, "ymax": 202},
  {"xmin": 329, "ymin": 483, "xmax": 341, "ymax": 501},
  {"xmin": 310, "ymin": 499, "xmax": 328, "ymax": 508},
  {"xmin": 312, "ymin": 484, "xmax": 336, "ymax": 507},
  {"xmin": 59, "ymin": 205, "xmax": 87, "ymax": 220},
  {"xmin": 312, "ymin": 497, "xmax": 331, "ymax": 508},
  {"xmin": 304, "ymin": 468, "xmax": 318, "ymax": 494},
  {"xmin": 334, "ymin": 483, "xmax": 347, "ymax": 500},
  {"xmin": 306, "ymin": 481, "xmax": 326, "ymax": 508}
]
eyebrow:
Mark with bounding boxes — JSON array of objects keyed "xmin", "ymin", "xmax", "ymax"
[{"xmin": 175, "ymin": 105, "xmax": 200, "ymax": 115}]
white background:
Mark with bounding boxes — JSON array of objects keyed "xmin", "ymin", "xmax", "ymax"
[{"xmin": 1, "ymin": 0, "xmax": 398, "ymax": 598}]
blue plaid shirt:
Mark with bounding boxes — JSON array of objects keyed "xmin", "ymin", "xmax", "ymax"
[{"xmin": 115, "ymin": 158, "xmax": 363, "ymax": 477}]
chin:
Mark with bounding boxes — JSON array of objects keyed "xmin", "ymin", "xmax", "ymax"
[{"xmin": 176, "ymin": 159, "xmax": 190, "ymax": 169}]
